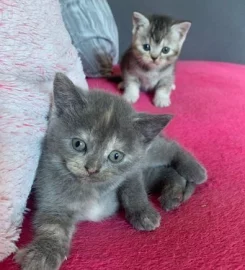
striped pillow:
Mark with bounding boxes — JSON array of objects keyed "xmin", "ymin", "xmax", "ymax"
[{"xmin": 60, "ymin": 0, "xmax": 119, "ymax": 77}]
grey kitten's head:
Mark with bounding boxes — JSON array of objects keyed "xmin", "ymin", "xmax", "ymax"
[
  {"xmin": 47, "ymin": 73, "xmax": 172, "ymax": 185},
  {"xmin": 131, "ymin": 12, "xmax": 191, "ymax": 68}
]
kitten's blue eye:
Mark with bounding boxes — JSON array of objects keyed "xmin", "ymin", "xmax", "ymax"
[
  {"xmin": 143, "ymin": 44, "xmax": 151, "ymax": 51},
  {"xmin": 72, "ymin": 138, "xmax": 86, "ymax": 152},
  {"xmin": 162, "ymin": 47, "xmax": 170, "ymax": 54},
  {"xmin": 108, "ymin": 150, "xmax": 124, "ymax": 163}
]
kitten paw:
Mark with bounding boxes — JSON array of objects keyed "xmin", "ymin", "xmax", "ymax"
[
  {"xmin": 153, "ymin": 92, "xmax": 171, "ymax": 107},
  {"xmin": 123, "ymin": 91, "xmax": 140, "ymax": 103},
  {"xmin": 15, "ymin": 241, "xmax": 63, "ymax": 270},
  {"xmin": 160, "ymin": 183, "xmax": 183, "ymax": 211},
  {"xmin": 177, "ymin": 162, "xmax": 207, "ymax": 185},
  {"xmin": 126, "ymin": 206, "xmax": 161, "ymax": 231},
  {"xmin": 160, "ymin": 192, "xmax": 182, "ymax": 211},
  {"xmin": 172, "ymin": 84, "xmax": 176, "ymax": 91},
  {"xmin": 160, "ymin": 182, "xmax": 196, "ymax": 211}
]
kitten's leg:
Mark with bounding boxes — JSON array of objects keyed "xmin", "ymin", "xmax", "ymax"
[
  {"xmin": 118, "ymin": 172, "xmax": 161, "ymax": 231},
  {"xmin": 171, "ymin": 72, "xmax": 176, "ymax": 90},
  {"xmin": 153, "ymin": 87, "xmax": 172, "ymax": 107},
  {"xmin": 171, "ymin": 144, "xmax": 207, "ymax": 185},
  {"xmin": 122, "ymin": 74, "xmax": 140, "ymax": 103},
  {"xmin": 144, "ymin": 166, "xmax": 196, "ymax": 211},
  {"xmin": 153, "ymin": 77, "xmax": 174, "ymax": 107},
  {"xmin": 158, "ymin": 167, "xmax": 196, "ymax": 211},
  {"xmin": 148, "ymin": 137, "xmax": 208, "ymax": 185},
  {"xmin": 15, "ymin": 212, "xmax": 75, "ymax": 270}
]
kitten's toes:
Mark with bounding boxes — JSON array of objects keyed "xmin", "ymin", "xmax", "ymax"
[
  {"xmin": 195, "ymin": 165, "xmax": 208, "ymax": 184},
  {"xmin": 178, "ymin": 162, "xmax": 208, "ymax": 185},
  {"xmin": 183, "ymin": 182, "xmax": 196, "ymax": 201},
  {"xmin": 123, "ymin": 91, "xmax": 139, "ymax": 103},
  {"xmin": 160, "ymin": 182, "xmax": 196, "ymax": 211},
  {"xmin": 15, "ymin": 247, "xmax": 48, "ymax": 270},
  {"xmin": 126, "ymin": 205, "xmax": 161, "ymax": 231},
  {"xmin": 153, "ymin": 92, "xmax": 171, "ymax": 107},
  {"xmin": 15, "ymin": 242, "xmax": 63, "ymax": 270},
  {"xmin": 159, "ymin": 185, "xmax": 183, "ymax": 211}
]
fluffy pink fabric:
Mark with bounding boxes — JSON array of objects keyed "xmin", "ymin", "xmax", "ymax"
[
  {"xmin": 0, "ymin": 0, "xmax": 87, "ymax": 261},
  {"xmin": 1, "ymin": 61, "xmax": 245, "ymax": 269}
]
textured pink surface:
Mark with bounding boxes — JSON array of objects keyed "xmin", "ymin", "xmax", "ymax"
[{"xmin": 2, "ymin": 61, "xmax": 245, "ymax": 270}]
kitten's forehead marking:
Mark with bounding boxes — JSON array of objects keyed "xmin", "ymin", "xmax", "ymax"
[
  {"xmin": 150, "ymin": 20, "xmax": 169, "ymax": 44},
  {"xmin": 76, "ymin": 130, "xmax": 90, "ymax": 141},
  {"xmin": 150, "ymin": 40, "xmax": 164, "ymax": 56},
  {"xmin": 103, "ymin": 103, "xmax": 114, "ymax": 126},
  {"xmin": 105, "ymin": 136, "xmax": 125, "ymax": 156},
  {"xmin": 150, "ymin": 29, "xmax": 180, "ymax": 56}
]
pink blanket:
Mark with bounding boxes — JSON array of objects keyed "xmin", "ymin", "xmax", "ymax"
[{"xmin": 2, "ymin": 61, "xmax": 245, "ymax": 269}]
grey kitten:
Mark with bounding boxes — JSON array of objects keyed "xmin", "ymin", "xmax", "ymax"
[
  {"xmin": 16, "ymin": 73, "xmax": 207, "ymax": 270},
  {"xmin": 120, "ymin": 12, "xmax": 191, "ymax": 107}
]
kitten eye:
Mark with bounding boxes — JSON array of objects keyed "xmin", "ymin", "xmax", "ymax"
[
  {"xmin": 162, "ymin": 47, "xmax": 170, "ymax": 54},
  {"xmin": 143, "ymin": 44, "xmax": 151, "ymax": 51},
  {"xmin": 72, "ymin": 138, "xmax": 86, "ymax": 152},
  {"xmin": 108, "ymin": 150, "xmax": 125, "ymax": 163}
]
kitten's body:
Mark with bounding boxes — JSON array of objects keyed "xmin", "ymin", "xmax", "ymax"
[
  {"xmin": 120, "ymin": 13, "xmax": 191, "ymax": 107},
  {"xmin": 16, "ymin": 74, "xmax": 207, "ymax": 270},
  {"xmin": 34, "ymin": 133, "xmax": 200, "ymax": 224}
]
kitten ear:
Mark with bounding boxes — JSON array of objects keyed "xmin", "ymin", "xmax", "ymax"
[
  {"xmin": 133, "ymin": 113, "xmax": 173, "ymax": 143},
  {"xmin": 53, "ymin": 73, "xmax": 87, "ymax": 117},
  {"xmin": 132, "ymin": 12, "xmax": 149, "ymax": 34},
  {"xmin": 171, "ymin": 21, "xmax": 191, "ymax": 48}
]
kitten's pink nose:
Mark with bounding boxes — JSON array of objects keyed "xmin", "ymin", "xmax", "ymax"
[{"xmin": 85, "ymin": 166, "xmax": 99, "ymax": 175}]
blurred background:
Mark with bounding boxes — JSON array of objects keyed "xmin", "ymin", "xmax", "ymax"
[{"xmin": 107, "ymin": 0, "xmax": 245, "ymax": 64}]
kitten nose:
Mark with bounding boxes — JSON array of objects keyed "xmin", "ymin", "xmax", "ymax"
[
  {"xmin": 151, "ymin": 56, "xmax": 158, "ymax": 61},
  {"xmin": 85, "ymin": 166, "xmax": 99, "ymax": 175}
]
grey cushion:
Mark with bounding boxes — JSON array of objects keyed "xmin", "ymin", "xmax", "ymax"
[{"xmin": 60, "ymin": 0, "xmax": 119, "ymax": 77}]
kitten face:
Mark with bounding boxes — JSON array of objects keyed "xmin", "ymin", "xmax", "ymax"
[
  {"xmin": 66, "ymin": 135, "xmax": 127, "ymax": 180},
  {"xmin": 54, "ymin": 120, "xmax": 141, "ymax": 184},
  {"xmin": 48, "ymin": 73, "xmax": 172, "ymax": 185},
  {"xmin": 132, "ymin": 12, "xmax": 191, "ymax": 69}
]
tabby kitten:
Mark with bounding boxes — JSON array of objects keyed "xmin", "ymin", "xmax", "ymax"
[
  {"xmin": 120, "ymin": 12, "xmax": 191, "ymax": 107},
  {"xmin": 16, "ymin": 74, "xmax": 207, "ymax": 270}
]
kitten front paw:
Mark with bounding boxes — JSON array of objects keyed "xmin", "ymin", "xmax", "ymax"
[
  {"xmin": 153, "ymin": 91, "xmax": 171, "ymax": 107},
  {"xmin": 160, "ymin": 182, "xmax": 196, "ymax": 211},
  {"xmin": 15, "ymin": 241, "xmax": 64, "ymax": 270},
  {"xmin": 123, "ymin": 91, "xmax": 140, "ymax": 103},
  {"xmin": 160, "ymin": 188, "xmax": 183, "ymax": 211},
  {"xmin": 172, "ymin": 84, "xmax": 176, "ymax": 91},
  {"xmin": 126, "ymin": 206, "xmax": 161, "ymax": 231},
  {"xmin": 177, "ymin": 162, "xmax": 207, "ymax": 185}
]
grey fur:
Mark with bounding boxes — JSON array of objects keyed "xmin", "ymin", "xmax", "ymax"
[
  {"xmin": 120, "ymin": 12, "xmax": 191, "ymax": 107},
  {"xmin": 16, "ymin": 73, "xmax": 207, "ymax": 270}
]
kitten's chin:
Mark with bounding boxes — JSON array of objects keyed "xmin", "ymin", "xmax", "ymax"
[
  {"xmin": 148, "ymin": 62, "xmax": 160, "ymax": 68},
  {"xmin": 153, "ymin": 60, "xmax": 174, "ymax": 70}
]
